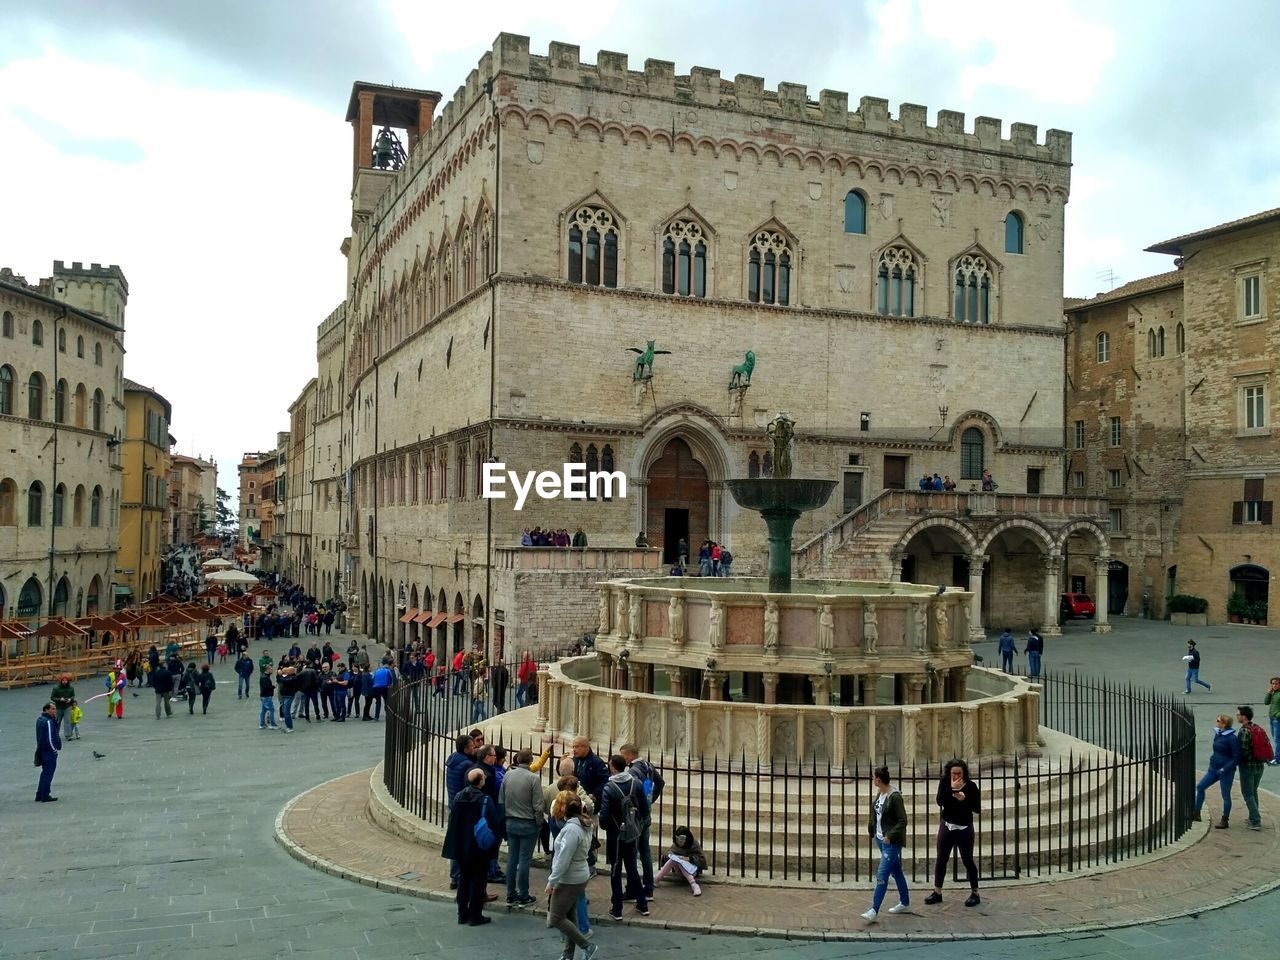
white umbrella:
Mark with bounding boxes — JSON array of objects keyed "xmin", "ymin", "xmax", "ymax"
[
  {"xmin": 205, "ymin": 569, "xmax": 259, "ymax": 585},
  {"xmin": 202, "ymin": 557, "xmax": 233, "ymax": 569}
]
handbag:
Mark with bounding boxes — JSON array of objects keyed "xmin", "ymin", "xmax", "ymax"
[{"xmin": 473, "ymin": 797, "xmax": 498, "ymax": 851}]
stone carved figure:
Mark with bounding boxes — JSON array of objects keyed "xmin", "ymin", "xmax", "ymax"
[
  {"xmin": 862, "ymin": 602, "xmax": 879, "ymax": 654},
  {"xmin": 817, "ymin": 604, "xmax": 834, "ymax": 656},
  {"xmin": 766, "ymin": 412, "xmax": 795, "ymax": 479},
  {"xmin": 933, "ymin": 603, "xmax": 948, "ymax": 651},
  {"xmin": 615, "ymin": 591, "xmax": 628, "ymax": 642},
  {"xmin": 628, "ymin": 594, "xmax": 642, "ymax": 641},
  {"xmin": 644, "ymin": 711, "xmax": 663, "ymax": 750},
  {"xmin": 912, "ymin": 603, "xmax": 928, "ymax": 654},
  {"xmin": 598, "ymin": 590, "xmax": 611, "ymax": 635},
  {"xmin": 931, "ymin": 191, "xmax": 951, "ymax": 227},
  {"xmin": 669, "ymin": 595, "xmax": 685, "ymax": 645},
  {"xmin": 774, "ymin": 720, "xmax": 797, "ymax": 761},
  {"xmin": 805, "ymin": 721, "xmax": 829, "ymax": 762},
  {"xmin": 708, "ymin": 601, "xmax": 725, "ymax": 650},
  {"xmin": 704, "ymin": 718, "xmax": 724, "ymax": 759},
  {"xmin": 763, "ymin": 600, "xmax": 780, "ymax": 657},
  {"xmin": 876, "ymin": 718, "xmax": 899, "ymax": 762}
]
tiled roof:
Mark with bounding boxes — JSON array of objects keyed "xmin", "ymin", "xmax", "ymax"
[
  {"xmin": 1146, "ymin": 206, "xmax": 1280, "ymax": 254},
  {"xmin": 1063, "ymin": 269, "xmax": 1183, "ymax": 312}
]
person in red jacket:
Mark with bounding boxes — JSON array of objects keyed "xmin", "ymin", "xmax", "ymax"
[
  {"xmin": 517, "ymin": 651, "xmax": 538, "ymax": 708},
  {"xmin": 451, "ymin": 649, "xmax": 468, "ymax": 696}
]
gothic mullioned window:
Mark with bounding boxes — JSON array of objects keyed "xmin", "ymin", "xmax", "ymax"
[
  {"xmin": 661, "ymin": 220, "xmax": 708, "ymax": 298},
  {"xmin": 747, "ymin": 230, "xmax": 792, "ymax": 306},
  {"xmin": 567, "ymin": 206, "xmax": 619, "ymax": 288},
  {"xmin": 953, "ymin": 254, "xmax": 992, "ymax": 324},
  {"xmin": 877, "ymin": 246, "xmax": 918, "ymax": 318}
]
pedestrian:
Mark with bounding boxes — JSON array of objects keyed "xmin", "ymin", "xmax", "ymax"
[
  {"xmin": 146, "ymin": 644, "xmax": 160, "ymax": 686},
  {"xmin": 545, "ymin": 793, "xmax": 599, "ymax": 960},
  {"xmin": 652, "ymin": 824, "xmax": 706, "ymax": 896},
  {"xmin": 442, "ymin": 767, "xmax": 502, "ymax": 926},
  {"xmin": 862, "ymin": 765, "xmax": 911, "ymax": 922},
  {"xmin": 50, "ymin": 674, "xmax": 76, "ymax": 739},
  {"xmin": 330, "ymin": 662, "xmax": 350, "ymax": 721},
  {"xmin": 276, "ymin": 666, "xmax": 298, "ymax": 733},
  {"xmin": 205, "ymin": 628, "xmax": 218, "ymax": 667},
  {"xmin": 619, "ymin": 742, "xmax": 664, "ymax": 898},
  {"xmin": 490, "ymin": 658, "xmax": 510, "ymax": 715},
  {"xmin": 68, "ymin": 700, "xmax": 83, "ymax": 740},
  {"xmin": 1236, "ymin": 704, "xmax": 1271, "ymax": 830},
  {"xmin": 924, "ymin": 759, "xmax": 981, "ymax": 907},
  {"xmin": 180, "ymin": 662, "xmax": 199, "ymax": 713},
  {"xmin": 676, "ymin": 537, "xmax": 688, "ymax": 567},
  {"xmin": 599, "ymin": 753, "xmax": 650, "ymax": 920},
  {"xmin": 35, "ymin": 702, "xmax": 62, "ymax": 802},
  {"xmin": 997, "ymin": 629, "xmax": 1016, "ymax": 673},
  {"xmin": 719, "ymin": 546, "xmax": 733, "ymax": 577},
  {"xmin": 106, "ymin": 659, "xmax": 127, "ymax": 718},
  {"xmin": 217, "ymin": 640, "xmax": 228, "ymax": 663},
  {"xmin": 1267, "ymin": 677, "xmax": 1280, "ymax": 766},
  {"xmin": 1025, "ymin": 628, "xmax": 1044, "ymax": 679},
  {"xmin": 196, "ymin": 663, "xmax": 216, "ymax": 714},
  {"xmin": 499, "ymin": 747, "xmax": 545, "ymax": 908},
  {"xmin": 259, "ymin": 664, "xmax": 278, "ymax": 729},
  {"xmin": 1182, "ymin": 639, "xmax": 1211, "ymax": 694},
  {"xmin": 258, "ymin": 647, "xmax": 273, "ymax": 672},
  {"xmin": 446, "ymin": 733, "xmax": 478, "ymax": 891},
  {"xmin": 234, "ymin": 652, "xmax": 254, "ymax": 700},
  {"xmin": 471, "ymin": 668, "xmax": 489, "ymax": 723},
  {"xmin": 152, "ymin": 657, "xmax": 175, "ymax": 718},
  {"xmin": 516, "ymin": 651, "xmax": 537, "ymax": 708},
  {"xmin": 318, "ymin": 662, "xmax": 334, "ymax": 719},
  {"xmin": 297, "ymin": 664, "xmax": 322, "ymax": 721},
  {"xmin": 365, "ymin": 658, "xmax": 394, "ymax": 720},
  {"xmin": 1192, "ymin": 714, "xmax": 1241, "ymax": 828}
]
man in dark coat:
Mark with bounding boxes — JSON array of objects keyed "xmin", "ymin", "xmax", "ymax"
[
  {"xmin": 442, "ymin": 767, "xmax": 502, "ymax": 925},
  {"xmin": 35, "ymin": 702, "xmax": 62, "ymax": 801},
  {"xmin": 489, "ymin": 658, "xmax": 510, "ymax": 715}
]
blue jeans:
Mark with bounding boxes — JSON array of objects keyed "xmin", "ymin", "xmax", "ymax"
[
  {"xmin": 279, "ymin": 694, "xmax": 295, "ymax": 730},
  {"xmin": 1000, "ymin": 650, "xmax": 1014, "ymax": 672},
  {"xmin": 1185, "ymin": 667, "xmax": 1210, "ymax": 692},
  {"xmin": 699, "ymin": 560, "xmax": 711, "ymax": 576},
  {"xmin": 505, "ymin": 818, "xmax": 539, "ymax": 901},
  {"xmin": 576, "ymin": 891, "xmax": 590, "ymax": 934},
  {"xmin": 637, "ymin": 821, "xmax": 654, "ymax": 894},
  {"xmin": 1195, "ymin": 766, "xmax": 1234, "ymax": 817},
  {"xmin": 259, "ymin": 696, "xmax": 277, "ymax": 727},
  {"xmin": 238, "ymin": 675, "xmax": 251, "ymax": 698},
  {"xmin": 515, "ymin": 683, "xmax": 527, "ymax": 708},
  {"xmin": 872, "ymin": 838, "xmax": 908, "ymax": 912},
  {"xmin": 471, "ymin": 698, "xmax": 487, "ymax": 723},
  {"xmin": 1028, "ymin": 651, "xmax": 1042, "ymax": 678},
  {"xmin": 1272, "ymin": 718, "xmax": 1280, "ymax": 759}
]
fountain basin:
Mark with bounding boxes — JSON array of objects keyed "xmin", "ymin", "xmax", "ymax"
[{"xmin": 725, "ymin": 478, "xmax": 837, "ymax": 514}]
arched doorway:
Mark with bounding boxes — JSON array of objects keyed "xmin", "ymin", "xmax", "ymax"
[
  {"xmin": 436, "ymin": 588, "xmax": 448, "ymax": 659},
  {"xmin": 17, "ymin": 576, "xmax": 42, "ymax": 621},
  {"xmin": 0, "ymin": 582, "xmax": 6, "ymax": 619},
  {"xmin": 472, "ymin": 594, "xmax": 485, "ymax": 654},
  {"xmin": 52, "ymin": 577, "xmax": 70, "ymax": 617},
  {"xmin": 646, "ymin": 437, "xmax": 709, "ymax": 564},
  {"xmin": 361, "ymin": 572, "xmax": 370, "ymax": 635},
  {"xmin": 1230, "ymin": 564, "xmax": 1269, "ymax": 619},
  {"xmin": 1107, "ymin": 560, "xmax": 1130, "ymax": 616},
  {"xmin": 900, "ymin": 520, "xmax": 978, "ymax": 590},
  {"xmin": 408, "ymin": 585, "xmax": 420, "ymax": 647},
  {"xmin": 87, "ymin": 575, "xmax": 101, "ymax": 615},
  {"xmin": 452, "ymin": 593, "xmax": 465, "ymax": 654}
]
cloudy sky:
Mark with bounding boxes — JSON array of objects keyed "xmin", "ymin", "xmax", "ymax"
[{"xmin": 2, "ymin": 0, "xmax": 1278, "ymax": 508}]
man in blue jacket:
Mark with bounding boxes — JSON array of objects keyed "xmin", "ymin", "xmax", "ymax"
[
  {"xmin": 997, "ymin": 629, "xmax": 1017, "ymax": 673},
  {"xmin": 35, "ymin": 702, "xmax": 62, "ymax": 802},
  {"xmin": 364, "ymin": 659, "xmax": 395, "ymax": 720}
]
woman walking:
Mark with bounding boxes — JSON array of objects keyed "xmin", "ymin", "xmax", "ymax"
[
  {"xmin": 546, "ymin": 793, "xmax": 599, "ymax": 960},
  {"xmin": 924, "ymin": 759, "xmax": 981, "ymax": 907},
  {"xmin": 862, "ymin": 766, "xmax": 910, "ymax": 923},
  {"xmin": 1193, "ymin": 714, "xmax": 1241, "ymax": 828},
  {"xmin": 195, "ymin": 663, "xmax": 217, "ymax": 714}
]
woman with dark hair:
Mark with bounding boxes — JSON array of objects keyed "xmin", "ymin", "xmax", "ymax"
[
  {"xmin": 654, "ymin": 825, "xmax": 708, "ymax": 896},
  {"xmin": 924, "ymin": 758, "xmax": 981, "ymax": 907}
]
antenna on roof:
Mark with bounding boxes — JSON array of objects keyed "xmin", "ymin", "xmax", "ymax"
[{"xmin": 1095, "ymin": 267, "xmax": 1120, "ymax": 291}]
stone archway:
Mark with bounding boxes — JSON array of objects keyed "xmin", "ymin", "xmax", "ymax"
[
  {"xmin": 978, "ymin": 519, "xmax": 1056, "ymax": 635},
  {"xmin": 1057, "ymin": 519, "xmax": 1112, "ymax": 633},
  {"xmin": 645, "ymin": 438, "xmax": 710, "ymax": 564}
]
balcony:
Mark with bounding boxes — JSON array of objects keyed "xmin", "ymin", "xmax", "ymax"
[{"xmin": 495, "ymin": 546, "xmax": 662, "ymax": 572}]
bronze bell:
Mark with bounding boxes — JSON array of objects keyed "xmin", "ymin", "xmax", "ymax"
[{"xmin": 372, "ymin": 127, "xmax": 397, "ymax": 169}]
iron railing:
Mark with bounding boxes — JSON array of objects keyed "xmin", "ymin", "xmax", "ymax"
[{"xmin": 383, "ymin": 668, "xmax": 1196, "ymax": 883}]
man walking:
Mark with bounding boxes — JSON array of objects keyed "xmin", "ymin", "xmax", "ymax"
[
  {"xmin": 1237, "ymin": 705, "xmax": 1269, "ymax": 830},
  {"xmin": 205, "ymin": 627, "xmax": 218, "ymax": 668},
  {"xmin": 997, "ymin": 628, "xmax": 1017, "ymax": 673},
  {"xmin": 499, "ymin": 748, "xmax": 545, "ymax": 908},
  {"xmin": 152, "ymin": 658, "xmax": 175, "ymax": 719},
  {"xmin": 471, "ymin": 668, "xmax": 489, "ymax": 724},
  {"xmin": 1267, "ymin": 677, "xmax": 1280, "ymax": 766},
  {"xmin": 620, "ymin": 742, "xmax": 664, "ymax": 898},
  {"xmin": 599, "ymin": 753, "xmax": 650, "ymax": 920},
  {"xmin": 1183, "ymin": 639, "xmax": 1211, "ymax": 694},
  {"xmin": 35, "ymin": 702, "xmax": 62, "ymax": 802},
  {"xmin": 259, "ymin": 664, "xmax": 278, "ymax": 729},
  {"xmin": 234, "ymin": 652, "xmax": 254, "ymax": 700},
  {"xmin": 490, "ymin": 658, "xmax": 510, "ymax": 715},
  {"xmin": 862, "ymin": 766, "xmax": 910, "ymax": 922},
  {"xmin": 365, "ymin": 658, "xmax": 394, "ymax": 720},
  {"xmin": 1025, "ymin": 628, "xmax": 1044, "ymax": 680}
]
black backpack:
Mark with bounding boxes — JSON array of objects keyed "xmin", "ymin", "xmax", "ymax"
[{"xmin": 608, "ymin": 779, "xmax": 643, "ymax": 844}]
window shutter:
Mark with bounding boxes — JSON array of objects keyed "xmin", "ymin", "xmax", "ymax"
[
  {"xmin": 1262, "ymin": 501, "xmax": 1274, "ymax": 526},
  {"xmin": 1244, "ymin": 478, "xmax": 1264, "ymax": 501},
  {"xmin": 1232, "ymin": 501, "xmax": 1244, "ymax": 525}
]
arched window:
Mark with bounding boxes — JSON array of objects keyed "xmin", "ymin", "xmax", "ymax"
[
  {"xmin": 1005, "ymin": 212, "xmax": 1024, "ymax": 254},
  {"xmin": 1176, "ymin": 322, "xmax": 1185, "ymax": 354},
  {"xmin": 748, "ymin": 230, "xmax": 793, "ymax": 306},
  {"xmin": 661, "ymin": 220, "xmax": 708, "ymax": 297},
  {"xmin": 1096, "ymin": 331, "xmax": 1110, "ymax": 363},
  {"xmin": 92, "ymin": 388, "xmax": 104, "ymax": 431},
  {"xmin": 585, "ymin": 444, "xmax": 599, "ymax": 501},
  {"xmin": 1, "ymin": 310, "xmax": 12, "ymax": 338},
  {"xmin": 55, "ymin": 378, "xmax": 67, "ymax": 423},
  {"xmin": 601, "ymin": 445, "xmax": 615, "ymax": 501},
  {"xmin": 76, "ymin": 334, "xmax": 84, "ymax": 358},
  {"xmin": 844, "ymin": 190, "xmax": 867, "ymax": 234},
  {"xmin": 74, "ymin": 383, "xmax": 87, "ymax": 426},
  {"xmin": 953, "ymin": 254, "xmax": 992, "ymax": 324},
  {"xmin": 960, "ymin": 427, "xmax": 985, "ymax": 479},
  {"xmin": 0, "ymin": 364, "xmax": 12, "ymax": 415},
  {"xmin": 762, "ymin": 451, "xmax": 774, "ymax": 478},
  {"xmin": 16, "ymin": 577, "xmax": 42, "ymax": 619},
  {"xmin": 567, "ymin": 205, "xmax": 619, "ymax": 288},
  {"xmin": 32, "ymin": 319, "xmax": 43, "ymax": 345},
  {"xmin": 52, "ymin": 577, "xmax": 69, "ymax": 617},
  {"xmin": 90, "ymin": 485, "xmax": 102, "ymax": 527},
  {"xmin": 748, "ymin": 450, "xmax": 760, "ymax": 479},
  {"xmin": 94, "ymin": 342, "xmax": 102, "ymax": 366},
  {"xmin": 53, "ymin": 483, "xmax": 66, "ymax": 526},
  {"xmin": 73, "ymin": 484, "xmax": 85, "ymax": 525},
  {"xmin": 1157, "ymin": 326, "xmax": 1166, "ymax": 357},
  {"xmin": 877, "ymin": 246, "xmax": 918, "ymax": 317},
  {"xmin": 28, "ymin": 372, "xmax": 44, "ymax": 419},
  {"xmin": 27, "ymin": 480, "xmax": 43, "ymax": 526},
  {"xmin": 57, "ymin": 328, "xmax": 66, "ymax": 353},
  {"xmin": 87, "ymin": 575, "xmax": 101, "ymax": 615},
  {"xmin": 0, "ymin": 477, "xmax": 14, "ymax": 525},
  {"xmin": 1147, "ymin": 328, "xmax": 1156, "ymax": 358}
]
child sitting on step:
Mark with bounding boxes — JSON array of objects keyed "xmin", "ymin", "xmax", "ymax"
[{"xmin": 654, "ymin": 825, "xmax": 707, "ymax": 896}]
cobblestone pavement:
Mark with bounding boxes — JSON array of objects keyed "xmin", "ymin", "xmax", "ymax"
[{"xmin": 1, "ymin": 619, "xmax": 1277, "ymax": 960}]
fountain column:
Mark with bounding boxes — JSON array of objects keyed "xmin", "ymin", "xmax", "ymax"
[
  {"xmin": 666, "ymin": 666, "xmax": 684, "ymax": 699},
  {"xmin": 705, "ymin": 671, "xmax": 727, "ymax": 702},
  {"xmin": 811, "ymin": 674, "xmax": 832, "ymax": 706},
  {"xmin": 1042, "ymin": 551, "xmax": 1063, "ymax": 636},
  {"xmin": 1093, "ymin": 558, "xmax": 1112, "ymax": 633},
  {"xmin": 967, "ymin": 554, "xmax": 988, "ymax": 642},
  {"xmin": 907, "ymin": 675, "xmax": 927, "ymax": 705},
  {"xmin": 762, "ymin": 671, "xmax": 780, "ymax": 705},
  {"xmin": 861, "ymin": 672, "xmax": 880, "ymax": 706}
]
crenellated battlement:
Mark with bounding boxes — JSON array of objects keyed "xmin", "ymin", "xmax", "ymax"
[
  {"xmin": 52, "ymin": 260, "xmax": 130, "ymax": 295},
  {"xmin": 484, "ymin": 33, "xmax": 1071, "ymax": 163}
]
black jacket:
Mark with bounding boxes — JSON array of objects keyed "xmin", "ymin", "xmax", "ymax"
[
  {"xmin": 151, "ymin": 668, "xmax": 174, "ymax": 695},
  {"xmin": 195, "ymin": 671, "xmax": 216, "ymax": 693},
  {"xmin": 867, "ymin": 789, "xmax": 907, "ymax": 846},
  {"xmin": 295, "ymin": 667, "xmax": 321, "ymax": 693},
  {"xmin": 234, "ymin": 657, "xmax": 254, "ymax": 678},
  {"xmin": 441, "ymin": 785, "xmax": 503, "ymax": 864},
  {"xmin": 935, "ymin": 778, "xmax": 981, "ymax": 828},
  {"xmin": 574, "ymin": 750, "xmax": 611, "ymax": 805},
  {"xmin": 260, "ymin": 674, "xmax": 276, "ymax": 697}
]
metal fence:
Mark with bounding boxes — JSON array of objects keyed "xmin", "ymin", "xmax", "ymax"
[{"xmin": 383, "ymin": 668, "xmax": 1196, "ymax": 883}]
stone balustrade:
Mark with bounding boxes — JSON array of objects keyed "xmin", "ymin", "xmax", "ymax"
[{"xmin": 494, "ymin": 545, "xmax": 663, "ymax": 572}]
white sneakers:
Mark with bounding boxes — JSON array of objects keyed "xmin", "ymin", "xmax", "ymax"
[
  {"xmin": 863, "ymin": 903, "xmax": 910, "ymax": 922},
  {"xmin": 860, "ymin": 909, "xmax": 878, "ymax": 922}
]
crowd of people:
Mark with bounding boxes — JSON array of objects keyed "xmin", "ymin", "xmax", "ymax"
[
  {"xmin": 917, "ymin": 470, "xmax": 999, "ymax": 492},
  {"xmin": 521, "ymin": 527, "xmax": 589, "ymax": 547}
]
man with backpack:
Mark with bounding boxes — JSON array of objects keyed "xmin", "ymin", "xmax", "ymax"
[
  {"xmin": 1236, "ymin": 704, "xmax": 1272, "ymax": 830},
  {"xmin": 599, "ymin": 753, "xmax": 651, "ymax": 920},
  {"xmin": 442, "ymin": 767, "xmax": 502, "ymax": 926},
  {"xmin": 620, "ymin": 742, "xmax": 664, "ymax": 899}
]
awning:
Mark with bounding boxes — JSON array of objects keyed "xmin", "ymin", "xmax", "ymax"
[
  {"xmin": 113, "ymin": 585, "xmax": 133, "ymax": 596},
  {"xmin": 424, "ymin": 612, "xmax": 447, "ymax": 629},
  {"xmin": 446, "ymin": 613, "xmax": 465, "ymax": 624},
  {"xmin": 412, "ymin": 609, "xmax": 434, "ymax": 624},
  {"xmin": 398, "ymin": 608, "xmax": 419, "ymax": 624}
]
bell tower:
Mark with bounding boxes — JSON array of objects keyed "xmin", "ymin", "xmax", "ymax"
[{"xmin": 345, "ymin": 82, "xmax": 441, "ymax": 224}]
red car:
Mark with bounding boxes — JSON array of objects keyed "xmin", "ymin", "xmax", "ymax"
[{"xmin": 1060, "ymin": 593, "xmax": 1097, "ymax": 619}]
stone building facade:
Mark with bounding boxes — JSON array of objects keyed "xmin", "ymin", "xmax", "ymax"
[
  {"xmin": 1066, "ymin": 206, "xmax": 1280, "ymax": 624},
  {"xmin": 118, "ymin": 380, "xmax": 172, "ymax": 604},
  {"xmin": 0, "ymin": 261, "xmax": 127, "ymax": 620},
  {"xmin": 277, "ymin": 35, "xmax": 1108, "ymax": 657},
  {"xmin": 169, "ymin": 454, "xmax": 216, "ymax": 546}
]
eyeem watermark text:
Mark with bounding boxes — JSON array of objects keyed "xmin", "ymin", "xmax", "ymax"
[{"xmin": 482, "ymin": 462, "xmax": 627, "ymax": 510}]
